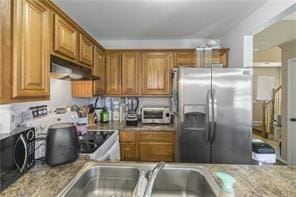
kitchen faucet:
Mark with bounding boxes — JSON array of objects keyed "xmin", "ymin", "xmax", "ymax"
[{"xmin": 144, "ymin": 161, "xmax": 165, "ymax": 197}]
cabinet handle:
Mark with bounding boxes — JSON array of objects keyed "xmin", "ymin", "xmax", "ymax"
[{"xmin": 125, "ymin": 148, "xmax": 131, "ymax": 151}]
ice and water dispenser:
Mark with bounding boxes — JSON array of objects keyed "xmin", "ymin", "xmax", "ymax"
[{"xmin": 183, "ymin": 105, "xmax": 208, "ymax": 131}]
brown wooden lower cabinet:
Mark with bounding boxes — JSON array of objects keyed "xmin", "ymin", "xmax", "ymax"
[
  {"xmin": 138, "ymin": 142, "xmax": 173, "ymax": 162},
  {"xmin": 119, "ymin": 130, "xmax": 175, "ymax": 162},
  {"xmin": 120, "ymin": 142, "xmax": 138, "ymax": 161}
]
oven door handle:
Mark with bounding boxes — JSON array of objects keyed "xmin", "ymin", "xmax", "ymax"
[{"xmin": 14, "ymin": 134, "xmax": 28, "ymax": 173}]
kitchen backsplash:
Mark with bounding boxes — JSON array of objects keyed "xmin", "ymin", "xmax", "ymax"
[
  {"xmin": 138, "ymin": 97, "xmax": 170, "ymax": 111},
  {"xmin": 9, "ymin": 78, "xmax": 90, "ymax": 114},
  {"xmin": 4, "ymin": 79, "xmax": 170, "ymax": 113},
  {"xmin": 91, "ymin": 97, "xmax": 170, "ymax": 114},
  {"xmin": 1, "ymin": 78, "xmax": 170, "ymax": 125}
]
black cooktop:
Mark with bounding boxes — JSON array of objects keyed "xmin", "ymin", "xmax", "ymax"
[{"xmin": 79, "ymin": 131, "xmax": 114, "ymax": 154}]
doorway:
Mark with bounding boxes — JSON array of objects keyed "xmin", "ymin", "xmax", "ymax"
[
  {"xmin": 252, "ymin": 47, "xmax": 283, "ymax": 163},
  {"xmin": 251, "ymin": 9, "xmax": 296, "ymax": 165},
  {"xmin": 287, "ymin": 58, "xmax": 296, "ymax": 165}
]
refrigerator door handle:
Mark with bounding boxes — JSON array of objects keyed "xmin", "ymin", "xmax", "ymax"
[
  {"xmin": 211, "ymin": 89, "xmax": 218, "ymax": 143},
  {"xmin": 207, "ymin": 90, "xmax": 214, "ymax": 142}
]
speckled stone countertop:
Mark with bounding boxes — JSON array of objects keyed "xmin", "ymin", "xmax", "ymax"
[
  {"xmin": 87, "ymin": 121, "xmax": 175, "ymax": 132},
  {"xmin": 205, "ymin": 164, "xmax": 296, "ymax": 197},
  {"xmin": 1, "ymin": 158, "xmax": 296, "ymax": 197},
  {"xmin": 0, "ymin": 157, "xmax": 88, "ymax": 197}
]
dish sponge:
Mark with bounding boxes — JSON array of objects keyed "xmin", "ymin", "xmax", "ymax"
[{"xmin": 216, "ymin": 171, "xmax": 236, "ymax": 194}]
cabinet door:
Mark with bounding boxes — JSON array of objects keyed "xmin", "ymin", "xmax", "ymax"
[
  {"xmin": 79, "ymin": 34, "xmax": 93, "ymax": 67},
  {"xmin": 139, "ymin": 142, "xmax": 173, "ymax": 162},
  {"xmin": 71, "ymin": 81, "xmax": 93, "ymax": 97},
  {"xmin": 12, "ymin": 0, "xmax": 50, "ymax": 98},
  {"xmin": 93, "ymin": 47, "xmax": 105, "ymax": 95},
  {"xmin": 120, "ymin": 143, "xmax": 138, "ymax": 161},
  {"xmin": 212, "ymin": 49, "xmax": 229, "ymax": 68},
  {"xmin": 122, "ymin": 52, "xmax": 140, "ymax": 95},
  {"xmin": 142, "ymin": 52, "xmax": 171, "ymax": 95},
  {"xmin": 196, "ymin": 49, "xmax": 229, "ymax": 68},
  {"xmin": 173, "ymin": 51, "xmax": 196, "ymax": 67},
  {"xmin": 106, "ymin": 52, "xmax": 121, "ymax": 95},
  {"xmin": 53, "ymin": 14, "xmax": 77, "ymax": 60}
]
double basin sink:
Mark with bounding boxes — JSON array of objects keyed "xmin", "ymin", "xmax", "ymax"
[{"xmin": 58, "ymin": 162, "xmax": 221, "ymax": 197}]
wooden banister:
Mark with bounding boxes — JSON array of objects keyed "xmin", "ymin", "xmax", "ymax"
[{"xmin": 261, "ymin": 85, "xmax": 282, "ymax": 138}]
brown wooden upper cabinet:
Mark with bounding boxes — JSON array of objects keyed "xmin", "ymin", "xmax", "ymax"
[
  {"xmin": 79, "ymin": 34, "xmax": 94, "ymax": 67},
  {"xmin": 93, "ymin": 47, "xmax": 105, "ymax": 95},
  {"xmin": 196, "ymin": 48, "xmax": 229, "ymax": 67},
  {"xmin": 141, "ymin": 52, "xmax": 171, "ymax": 95},
  {"xmin": 105, "ymin": 52, "xmax": 141, "ymax": 96},
  {"xmin": 12, "ymin": 0, "xmax": 50, "ymax": 98},
  {"xmin": 173, "ymin": 51, "xmax": 196, "ymax": 67},
  {"xmin": 105, "ymin": 52, "xmax": 122, "ymax": 95},
  {"xmin": 53, "ymin": 14, "xmax": 78, "ymax": 60},
  {"xmin": 212, "ymin": 48, "xmax": 229, "ymax": 67},
  {"xmin": 121, "ymin": 52, "xmax": 141, "ymax": 95},
  {"xmin": 71, "ymin": 81, "xmax": 93, "ymax": 97}
]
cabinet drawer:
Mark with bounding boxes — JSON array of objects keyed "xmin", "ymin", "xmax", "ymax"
[
  {"xmin": 120, "ymin": 142, "xmax": 137, "ymax": 161},
  {"xmin": 139, "ymin": 142, "xmax": 173, "ymax": 162},
  {"xmin": 138, "ymin": 132, "xmax": 174, "ymax": 142},
  {"xmin": 120, "ymin": 131, "xmax": 136, "ymax": 142}
]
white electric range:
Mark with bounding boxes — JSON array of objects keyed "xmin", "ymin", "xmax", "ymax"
[
  {"xmin": 24, "ymin": 112, "xmax": 120, "ymax": 161},
  {"xmin": 80, "ymin": 130, "xmax": 120, "ymax": 161}
]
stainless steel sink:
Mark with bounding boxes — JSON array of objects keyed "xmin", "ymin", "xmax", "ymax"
[
  {"xmin": 58, "ymin": 163, "xmax": 140, "ymax": 197},
  {"xmin": 148, "ymin": 167, "xmax": 219, "ymax": 197},
  {"xmin": 58, "ymin": 162, "xmax": 221, "ymax": 197}
]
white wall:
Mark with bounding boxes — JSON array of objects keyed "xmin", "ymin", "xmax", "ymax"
[
  {"xmin": 279, "ymin": 39, "xmax": 296, "ymax": 160},
  {"xmin": 221, "ymin": 1, "xmax": 296, "ymax": 67},
  {"xmin": 99, "ymin": 39, "xmax": 220, "ymax": 49},
  {"xmin": 9, "ymin": 78, "xmax": 90, "ymax": 114}
]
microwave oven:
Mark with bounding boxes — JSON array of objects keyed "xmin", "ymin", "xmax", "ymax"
[
  {"xmin": 141, "ymin": 106, "xmax": 171, "ymax": 124},
  {"xmin": 0, "ymin": 127, "xmax": 35, "ymax": 191}
]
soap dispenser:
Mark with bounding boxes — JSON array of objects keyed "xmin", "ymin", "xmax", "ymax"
[{"xmin": 100, "ymin": 107, "xmax": 109, "ymax": 123}]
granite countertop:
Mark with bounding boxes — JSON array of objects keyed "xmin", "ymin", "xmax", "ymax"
[
  {"xmin": 1, "ymin": 158, "xmax": 296, "ymax": 197},
  {"xmin": 87, "ymin": 121, "xmax": 175, "ymax": 132}
]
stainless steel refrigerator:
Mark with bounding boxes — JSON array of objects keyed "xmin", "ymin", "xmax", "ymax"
[{"xmin": 172, "ymin": 67, "xmax": 252, "ymax": 164}]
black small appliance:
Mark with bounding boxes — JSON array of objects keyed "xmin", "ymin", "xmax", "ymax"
[
  {"xmin": 126, "ymin": 97, "xmax": 139, "ymax": 126},
  {"xmin": 45, "ymin": 123, "xmax": 79, "ymax": 166},
  {"xmin": 0, "ymin": 127, "xmax": 35, "ymax": 191}
]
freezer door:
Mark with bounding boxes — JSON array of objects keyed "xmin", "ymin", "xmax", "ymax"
[
  {"xmin": 211, "ymin": 68, "xmax": 252, "ymax": 164},
  {"xmin": 177, "ymin": 68, "xmax": 212, "ymax": 162}
]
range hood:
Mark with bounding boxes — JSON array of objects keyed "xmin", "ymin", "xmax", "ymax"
[{"xmin": 50, "ymin": 55, "xmax": 100, "ymax": 80}]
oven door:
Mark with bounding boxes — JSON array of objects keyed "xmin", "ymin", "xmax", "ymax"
[
  {"xmin": 142, "ymin": 109, "xmax": 164, "ymax": 123},
  {"xmin": 14, "ymin": 134, "xmax": 28, "ymax": 173}
]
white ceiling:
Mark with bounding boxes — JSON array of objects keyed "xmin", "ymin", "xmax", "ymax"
[
  {"xmin": 53, "ymin": 0, "xmax": 266, "ymax": 42},
  {"xmin": 254, "ymin": 11, "xmax": 296, "ymax": 51}
]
